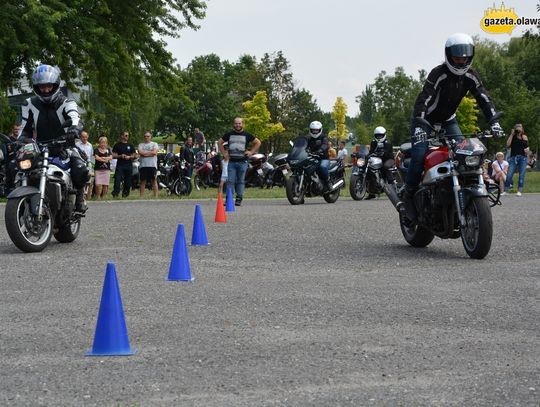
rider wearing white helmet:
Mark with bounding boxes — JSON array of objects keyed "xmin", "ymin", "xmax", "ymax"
[
  {"xmin": 402, "ymin": 33, "xmax": 503, "ymax": 221},
  {"xmin": 306, "ymin": 121, "xmax": 331, "ymax": 192},
  {"xmin": 366, "ymin": 126, "xmax": 395, "ymax": 200}
]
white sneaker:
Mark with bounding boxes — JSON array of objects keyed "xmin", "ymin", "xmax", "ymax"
[
  {"xmin": 516, "ymin": 191, "xmax": 522, "ymax": 196},
  {"xmin": 500, "ymin": 192, "xmax": 507, "ymax": 196}
]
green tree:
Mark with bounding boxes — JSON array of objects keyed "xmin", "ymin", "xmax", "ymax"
[
  {"xmin": 356, "ymin": 85, "xmax": 377, "ymax": 125},
  {"xmin": 456, "ymin": 97, "xmax": 480, "ymax": 133},
  {"xmin": 328, "ymin": 97, "xmax": 348, "ymax": 141},
  {"xmin": 242, "ymin": 91, "xmax": 285, "ymax": 148}
]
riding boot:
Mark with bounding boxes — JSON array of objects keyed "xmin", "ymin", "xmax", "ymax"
[{"xmin": 74, "ymin": 188, "xmax": 88, "ymax": 214}]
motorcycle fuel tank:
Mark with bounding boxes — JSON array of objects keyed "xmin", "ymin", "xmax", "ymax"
[{"xmin": 424, "ymin": 146, "xmax": 448, "ymax": 171}]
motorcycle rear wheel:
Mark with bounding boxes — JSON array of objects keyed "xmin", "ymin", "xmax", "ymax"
[
  {"xmin": 285, "ymin": 175, "xmax": 305, "ymax": 205},
  {"xmin": 349, "ymin": 174, "xmax": 366, "ymax": 201},
  {"xmin": 5, "ymin": 196, "xmax": 53, "ymax": 252},
  {"xmin": 461, "ymin": 197, "xmax": 492, "ymax": 259},
  {"xmin": 54, "ymin": 220, "xmax": 81, "ymax": 243},
  {"xmin": 399, "ymin": 212, "xmax": 434, "ymax": 248}
]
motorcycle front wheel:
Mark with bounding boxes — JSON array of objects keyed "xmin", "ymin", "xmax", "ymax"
[
  {"xmin": 349, "ymin": 173, "xmax": 366, "ymax": 200},
  {"xmin": 54, "ymin": 220, "xmax": 81, "ymax": 243},
  {"xmin": 461, "ymin": 197, "xmax": 492, "ymax": 259},
  {"xmin": 5, "ymin": 196, "xmax": 53, "ymax": 252},
  {"xmin": 285, "ymin": 175, "xmax": 305, "ymax": 205},
  {"xmin": 174, "ymin": 178, "xmax": 193, "ymax": 196}
]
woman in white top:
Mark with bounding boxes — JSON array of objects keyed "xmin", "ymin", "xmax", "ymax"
[{"xmin": 492, "ymin": 151, "xmax": 509, "ymax": 195}]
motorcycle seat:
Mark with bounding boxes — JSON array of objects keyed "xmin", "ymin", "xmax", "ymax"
[{"xmin": 400, "ymin": 142, "xmax": 412, "ymax": 155}]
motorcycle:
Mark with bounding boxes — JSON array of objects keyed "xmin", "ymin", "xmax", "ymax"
[
  {"xmin": 4, "ymin": 136, "xmax": 86, "ymax": 252},
  {"xmin": 349, "ymin": 149, "xmax": 401, "ymax": 206},
  {"xmin": 193, "ymin": 151, "xmax": 221, "ymax": 190},
  {"xmin": 285, "ymin": 137, "xmax": 345, "ymax": 205},
  {"xmin": 157, "ymin": 154, "xmax": 192, "ymax": 196},
  {"xmin": 393, "ymin": 115, "xmax": 502, "ymax": 259},
  {"xmin": 0, "ymin": 133, "xmax": 14, "ymax": 197},
  {"xmin": 265, "ymin": 153, "xmax": 289, "ymax": 188},
  {"xmin": 244, "ymin": 153, "xmax": 274, "ymax": 188}
]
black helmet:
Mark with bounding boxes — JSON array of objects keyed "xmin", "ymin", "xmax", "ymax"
[{"xmin": 32, "ymin": 64, "xmax": 62, "ymax": 104}]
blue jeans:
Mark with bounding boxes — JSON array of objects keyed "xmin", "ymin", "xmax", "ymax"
[
  {"xmin": 318, "ymin": 159, "xmax": 330, "ymax": 182},
  {"xmin": 505, "ymin": 155, "xmax": 527, "ymax": 191},
  {"xmin": 226, "ymin": 160, "xmax": 248, "ymax": 200},
  {"xmin": 405, "ymin": 118, "xmax": 462, "ymax": 190}
]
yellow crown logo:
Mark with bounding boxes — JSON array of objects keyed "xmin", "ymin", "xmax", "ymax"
[{"xmin": 480, "ymin": 2, "xmax": 519, "ymax": 34}]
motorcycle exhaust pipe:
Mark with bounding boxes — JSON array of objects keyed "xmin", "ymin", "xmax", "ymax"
[
  {"xmin": 383, "ymin": 183, "xmax": 403, "ymax": 212},
  {"xmin": 159, "ymin": 182, "xmax": 167, "ymax": 189},
  {"xmin": 330, "ymin": 179, "xmax": 344, "ymax": 191}
]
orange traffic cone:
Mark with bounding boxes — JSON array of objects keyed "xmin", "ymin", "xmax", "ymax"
[{"xmin": 215, "ymin": 192, "xmax": 227, "ymax": 223}]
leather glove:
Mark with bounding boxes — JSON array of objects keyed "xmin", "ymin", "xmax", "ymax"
[
  {"xmin": 490, "ymin": 122, "xmax": 504, "ymax": 138},
  {"xmin": 65, "ymin": 125, "xmax": 81, "ymax": 146}
]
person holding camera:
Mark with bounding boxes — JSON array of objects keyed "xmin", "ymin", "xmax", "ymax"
[{"xmin": 504, "ymin": 123, "xmax": 529, "ymax": 196}]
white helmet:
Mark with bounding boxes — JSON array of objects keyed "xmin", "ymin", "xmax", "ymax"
[
  {"xmin": 445, "ymin": 33, "xmax": 474, "ymax": 76},
  {"xmin": 373, "ymin": 126, "xmax": 387, "ymax": 143},
  {"xmin": 32, "ymin": 64, "xmax": 62, "ymax": 104},
  {"xmin": 309, "ymin": 121, "xmax": 323, "ymax": 138}
]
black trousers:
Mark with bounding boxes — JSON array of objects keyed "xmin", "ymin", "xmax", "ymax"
[{"xmin": 113, "ymin": 165, "xmax": 133, "ymax": 197}]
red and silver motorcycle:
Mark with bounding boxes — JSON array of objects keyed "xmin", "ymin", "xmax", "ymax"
[{"xmin": 393, "ymin": 115, "xmax": 502, "ymax": 259}]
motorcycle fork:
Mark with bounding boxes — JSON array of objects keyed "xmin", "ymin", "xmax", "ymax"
[{"xmin": 37, "ymin": 149, "xmax": 50, "ymax": 219}]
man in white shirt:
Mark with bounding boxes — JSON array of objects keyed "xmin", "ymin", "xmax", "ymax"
[
  {"xmin": 138, "ymin": 131, "xmax": 159, "ymax": 197},
  {"xmin": 337, "ymin": 140, "xmax": 348, "ymax": 164},
  {"xmin": 75, "ymin": 131, "xmax": 95, "ymax": 201}
]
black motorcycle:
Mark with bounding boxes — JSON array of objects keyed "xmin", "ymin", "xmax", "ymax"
[
  {"xmin": 158, "ymin": 154, "xmax": 192, "ymax": 196},
  {"xmin": 4, "ymin": 137, "xmax": 86, "ymax": 252},
  {"xmin": 265, "ymin": 153, "xmax": 289, "ymax": 188},
  {"xmin": 285, "ymin": 137, "xmax": 345, "ymax": 205},
  {"xmin": 244, "ymin": 153, "xmax": 274, "ymax": 188}
]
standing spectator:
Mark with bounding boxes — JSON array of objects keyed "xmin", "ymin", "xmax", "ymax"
[
  {"xmin": 93, "ymin": 136, "xmax": 113, "ymax": 199},
  {"xmin": 337, "ymin": 140, "xmax": 348, "ymax": 164},
  {"xmin": 76, "ymin": 130, "xmax": 95, "ymax": 201},
  {"xmin": 504, "ymin": 123, "xmax": 529, "ymax": 196},
  {"xmin": 492, "ymin": 151, "xmax": 509, "ymax": 195},
  {"xmin": 138, "ymin": 131, "xmax": 159, "ymax": 198},
  {"xmin": 218, "ymin": 117, "xmax": 261, "ymax": 206},
  {"xmin": 327, "ymin": 141, "xmax": 337, "ymax": 159},
  {"xmin": 112, "ymin": 131, "xmax": 136, "ymax": 198},
  {"xmin": 8, "ymin": 123, "xmax": 21, "ymax": 142},
  {"xmin": 194, "ymin": 128, "xmax": 206, "ymax": 150},
  {"xmin": 180, "ymin": 136, "xmax": 195, "ymax": 177}
]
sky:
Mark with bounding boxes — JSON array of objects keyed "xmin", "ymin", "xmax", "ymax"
[{"xmin": 166, "ymin": 0, "xmax": 539, "ymax": 114}]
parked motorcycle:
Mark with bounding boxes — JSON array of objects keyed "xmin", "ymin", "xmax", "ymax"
[
  {"xmin": 157, "ymin": 154, "xmax": 192, "ymax": 196},
  {"xmin": 193, "ymin": 151, "xmax": 221, "ymax": 190},
  {"xmin": 0, "ymin": 133, "xmax": 14, "ymax": 197},
  {"xmin": 4, "ymin": 137, "xmax": 86, "ymax": 252},
  {"xmin": 349, "ymin": 149, "xmax": 401, "ymax": 206},
  {"xmin": 393, "ymin": 115, "xmax": 502, "ymax": 259},
  {"xmin": 265, "ymin": 153, "xmax": 289, "ymax": 188},
  {"xmin": 245, "ymin": 153, "xmax": 274, "ymax": 188},
  {"xmin": 285, "ymin": 137, "xmax": 345, "ymax": 205}
]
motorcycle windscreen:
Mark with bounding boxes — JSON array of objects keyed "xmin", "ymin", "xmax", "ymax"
[
  {"xmin": 287, "ymin": 137, "xmax": 309, "ymax": 162},
  {"xmin": 454, "ymin": 138, "xmax": 487, "ymax": 156}
]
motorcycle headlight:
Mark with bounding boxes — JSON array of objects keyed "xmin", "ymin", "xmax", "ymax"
[
  {"xmin": 19, "ymin": 159, "xmax": 32, "ymax": 170},
  {"xmin": 357, "ymin": 158, "xmax": 365, "ymax": 167},
  {"xmin": 465, "ymin": 156, "xmax": 480, "ymax": 167}
]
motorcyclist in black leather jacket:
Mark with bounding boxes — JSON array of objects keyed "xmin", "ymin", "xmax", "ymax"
[
  {"xmin": 305, "ymin": 121, "xmax": 331, "ymax": 192},
  {"xmin": 18, "ymin": 64, "xmax": 89, "ymax": 214},
  {"xmin": 366, "ymin": 126, "xmax": 395, "ymax": 199}
]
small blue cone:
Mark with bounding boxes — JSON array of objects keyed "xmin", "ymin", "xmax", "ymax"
[
  {"xmin": 226, "ymin": 186, "xmax": 235, "ymax": 212},
  {"xmin": 86, "ymin": 262, "xmax": 136, "ymax": 356},
  {"xmin": 168, "ymin": 224, "xmax": 194, "ymax": 281},
  {"xmin": 191, "ymin": 204, "xmax": 210, "ymax": 246}
]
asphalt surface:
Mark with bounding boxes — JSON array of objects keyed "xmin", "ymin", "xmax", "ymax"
[{"xmin": 0, "ymin": 192, "xmax": 539, "ymax": 406}]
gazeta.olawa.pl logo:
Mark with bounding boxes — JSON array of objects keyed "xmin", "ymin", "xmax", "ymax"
[{"xmin": 481, "ymin": 2, "xmax": 539, "ymax": 35}]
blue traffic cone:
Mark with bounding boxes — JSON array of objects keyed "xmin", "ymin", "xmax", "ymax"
[
  {"xmin": 226, "ymin": 186, "xmax": 235, "ymax": 212},
  {"xmin": 168, "ymin": 224, "xmax": 194, "ymax": 281},
  {"xmin": 191, "ymin": 204, "xmax": 210, "ymax": 246},
  {"xmin": 86, "ymin": 262, "xmax": 136, "ymax": 356}
]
